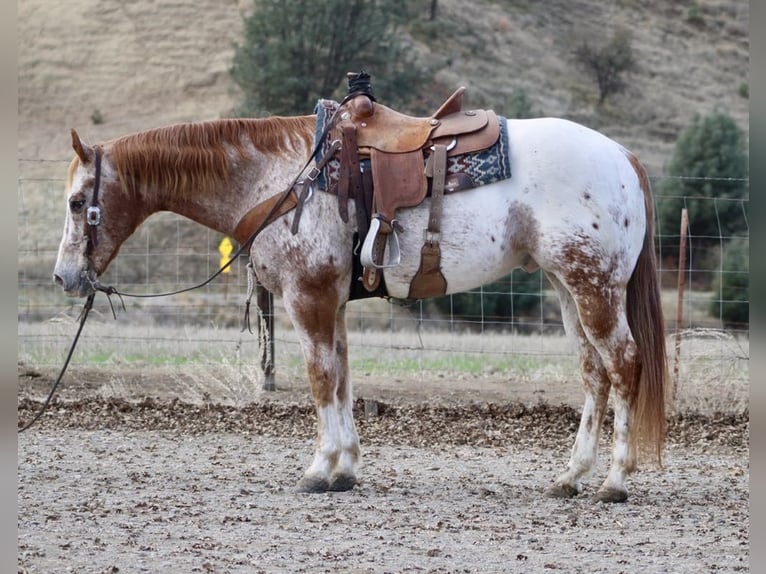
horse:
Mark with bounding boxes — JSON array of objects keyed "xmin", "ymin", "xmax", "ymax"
[{"xmin": 53, "ymin": 100, "xmax": 668, "ymax": 503}]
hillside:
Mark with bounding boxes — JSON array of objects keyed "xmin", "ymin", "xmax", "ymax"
[{"xmin": 18, "ymin": 0, "xmax": 749, "ymax": 178}]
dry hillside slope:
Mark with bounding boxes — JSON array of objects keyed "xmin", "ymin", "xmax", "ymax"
[{"xmin": 18, "ymin": 0, "xmax": 748, "ymax": 178}]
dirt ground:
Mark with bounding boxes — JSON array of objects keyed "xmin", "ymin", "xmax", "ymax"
[{"xmin": 18, "ymin": 368, "xmax": 749, "ymax": 573}]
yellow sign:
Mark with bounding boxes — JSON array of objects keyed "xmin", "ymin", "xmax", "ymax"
[{"xmin": 218, "ymin": 236, "xmax": 233, "ymax": 273}]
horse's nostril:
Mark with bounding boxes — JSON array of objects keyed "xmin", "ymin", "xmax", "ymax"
[{"xmin": 53, "ymin": 274, "xmax": 63, "ymax": 286}]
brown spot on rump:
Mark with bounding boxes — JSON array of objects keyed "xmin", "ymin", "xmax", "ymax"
[{"xmin": 107, "ymin": 116, "xmax": 316, "ymax": 201}]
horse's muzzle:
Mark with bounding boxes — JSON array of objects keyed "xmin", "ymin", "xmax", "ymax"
[{"xmin": 53, "ymin": 269, "xmax": 97, "ymax": 297}]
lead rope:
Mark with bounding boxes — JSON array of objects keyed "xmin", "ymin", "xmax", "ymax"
[{"xmin": 18, "ymin": 293, "xmax": 96, "ymax": 433}]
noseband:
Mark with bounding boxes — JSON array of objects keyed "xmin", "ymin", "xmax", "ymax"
[{"xmin": 85, "ymin": 146, "xmax": 103, "ymax": 256}]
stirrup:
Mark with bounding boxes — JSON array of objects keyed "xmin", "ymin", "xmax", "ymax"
[{"xmin": 360, "ymin": 216, "xmax": 401, "ymax": 269}]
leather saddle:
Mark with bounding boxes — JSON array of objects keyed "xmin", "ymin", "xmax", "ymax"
[{"xmin": 328, "ymin": 87, "xmax": 502, "ymax": 299}]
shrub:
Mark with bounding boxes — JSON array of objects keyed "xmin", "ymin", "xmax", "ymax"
[
  {"xmin": 687, "ymin": 3, "xmax": 705, "ymax": 26},
  {"xmin": 709, "ymin": 236, "xmax": 748, "ymax": 327},
  {"xmin": 503, "ymin": 87, "xmax": 542, "ymax": 119},
  {"xmin": 738, "ymin": 82, "xmax": 749, "ymax": 99},
  {"xmin": 657, "ymin": 112, "xmax": 749, "ymax": 264},
  {"xmin": 574, "ymin": 29, "xmax": 637, "ymax": 106},
  {"xmin": 230, "ymin": 0, "xmax": 426, "ymax": 116}
]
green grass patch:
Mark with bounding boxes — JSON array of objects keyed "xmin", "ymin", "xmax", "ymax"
[{"xmin": 351, "ymin": 354, "xmax": 550, "ymax": 375}]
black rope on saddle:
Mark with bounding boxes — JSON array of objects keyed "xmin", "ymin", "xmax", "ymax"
[{"xmin": 346, "ymin": 70, "xmax": 376, "ymax": 101}]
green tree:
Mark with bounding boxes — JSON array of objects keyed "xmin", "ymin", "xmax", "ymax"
[
  {"xmin": 230, "ymin": 0, "xmax": 425, "ymax": 116},
  {"xmin": 710, "ymin": 236, "xmax": 748, "ymax": 327},
  {"xmin": 575, "ymin": 29, "xmax": 637, "ymax": 106},
  {"xmin": 657, "ymin": 112, "xmax": 749, "ymax": 261}
]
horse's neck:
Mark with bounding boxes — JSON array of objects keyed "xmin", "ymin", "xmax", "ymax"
[{"xmin": 142, "ymin": 147, "xmax": 311, "ymax": 237}]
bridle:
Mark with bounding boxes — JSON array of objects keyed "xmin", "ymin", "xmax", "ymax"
[{"xmin": 85, "ymin": 145, "xmax": 103, "ymax": 255}]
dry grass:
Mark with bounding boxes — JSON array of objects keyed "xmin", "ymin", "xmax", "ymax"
[
  {"xmin": 668, "ymin": 328, "xmax": 749, "ymax": 413},
  {"xmin": 18, "ymin": 315, "xmax": 748, "ymax": 414}
]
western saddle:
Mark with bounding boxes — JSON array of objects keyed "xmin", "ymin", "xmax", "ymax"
[{"xmin": 325, "ymin": 73, "xmax": 502, "ymax": 300}]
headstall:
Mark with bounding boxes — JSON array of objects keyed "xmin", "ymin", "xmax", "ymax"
[{"xmin": 85, "ymin": 146, "xmax": 103, "ymax": 255}]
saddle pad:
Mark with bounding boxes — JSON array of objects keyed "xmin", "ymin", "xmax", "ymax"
[{"xmin": 313, "ymin": 99, "xmax": 512, "ymax": 193}]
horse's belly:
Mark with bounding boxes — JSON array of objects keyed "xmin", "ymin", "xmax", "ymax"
[{"xmin": 383, "ymin": 181, "xmax": 519, "ymax": 299}]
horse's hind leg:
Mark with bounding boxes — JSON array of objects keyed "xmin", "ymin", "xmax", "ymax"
[
  {"xmin": 584, "ymin": 303, "xmax": 639, "ymax": 503},
  {"xmin": 546, "ymin": 275, "xmax": 612, "ymax": 499},
  {"xmin": 551, "ymin": 275, "xmax": 640, "ymax": 503},
  {"xmin": 283, "ymin": 290, "xmax": 360, "ymax": 493}
]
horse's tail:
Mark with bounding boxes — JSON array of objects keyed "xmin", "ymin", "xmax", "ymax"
[{"xmin": 626, "ymin": 154, "xmax": 670, "ymax": 466}]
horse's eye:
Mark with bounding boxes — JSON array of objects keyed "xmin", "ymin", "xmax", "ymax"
[{"xmin": 69, "ymin": 199, "xmax": 86, "ymax": 213}]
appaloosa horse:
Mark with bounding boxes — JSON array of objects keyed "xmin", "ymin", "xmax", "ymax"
[{"xmin": 53, "ymin": 98, "xmax": 668, "ymax": 502}]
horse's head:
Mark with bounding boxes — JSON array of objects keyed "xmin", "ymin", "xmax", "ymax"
[{"xmin": 53, "ymin": 129, "xmax": 139, "ymax": 296}]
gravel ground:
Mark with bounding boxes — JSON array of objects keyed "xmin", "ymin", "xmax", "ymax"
[{"xmin": 17, "ymin": 373, "xmax": 749, "ymax": 573}]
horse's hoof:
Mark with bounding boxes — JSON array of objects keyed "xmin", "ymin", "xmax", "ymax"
[
  {"xmin": 328, "ymin": 473, "xmax": 357, "ymax": 492},
  {"xmin": 295, "ymin": 475, "xmax": 329, "ymax": 493},
  {"xmin": 545, "ymin": 483, "xmax": 580, "ymax": 499},
  {"xmin": 593, "ymin": 487, "xmax": 628, "ymax": 503}
]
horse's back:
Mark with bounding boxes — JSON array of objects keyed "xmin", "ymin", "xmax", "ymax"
[{"xmin": 382, "ymin": 117, "xmax": 650, "ymax": 298}]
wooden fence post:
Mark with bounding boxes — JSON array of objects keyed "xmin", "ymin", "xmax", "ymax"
[{"xmin": 672, "ymin": 208, "xmax": 689, "ymax": 403}]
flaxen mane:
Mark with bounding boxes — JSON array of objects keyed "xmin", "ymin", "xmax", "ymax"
[{"xmin": 108, "ymin": 116, "xmax": 315, "ymax": 199}]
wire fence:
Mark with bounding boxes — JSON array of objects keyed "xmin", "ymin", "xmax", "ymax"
[{"xmin": 17, "ymin": 164, "xmax": 749, "ymax": 397}]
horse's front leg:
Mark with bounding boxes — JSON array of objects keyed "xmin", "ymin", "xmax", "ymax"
[{"xmin": 284, "ymin": 291, "xmax": 359, "ymax": 493}]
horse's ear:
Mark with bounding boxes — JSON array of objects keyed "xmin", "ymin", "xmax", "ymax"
[{"xmin": 70, "ymin": 128, "xmax": 94, "ymax": 164}]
